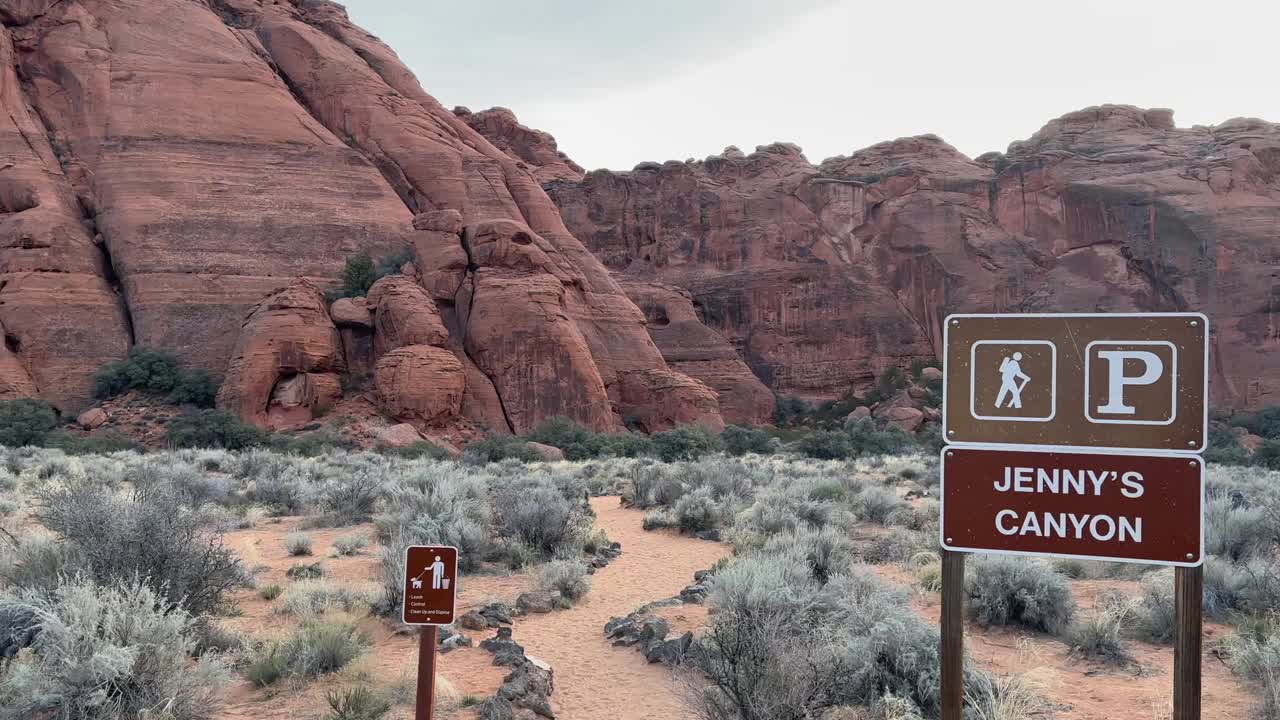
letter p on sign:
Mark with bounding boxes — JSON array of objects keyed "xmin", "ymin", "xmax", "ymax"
[{"xmin": 1086, "ymin": 341, "xmax": 1177, "ymax": 425}]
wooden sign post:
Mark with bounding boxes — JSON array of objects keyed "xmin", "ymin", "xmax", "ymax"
[
  {"xmin": 939, "ymin": 313, "xmax": 1209, "ymax": 720},
  {"xmin": 402, "ymin": 545, "xmax": 459, "ymax": 720}
]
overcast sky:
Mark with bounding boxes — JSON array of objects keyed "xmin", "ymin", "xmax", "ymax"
[{"xmin": 345, "ymin": 0, "xmax": 1278, "ymax": 172}]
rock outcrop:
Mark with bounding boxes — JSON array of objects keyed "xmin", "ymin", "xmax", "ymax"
[
  {"xmin": 0, "ymin": 0, "xmax": 723, "ymax": 433},
  {"xmin": 373, "ymin": 345, "xmax": 465, "ymax": 426},
  {"xmin": 619, "ymin": 282, "xmax": 774, "ymax": 425},
  {"xmin": 535, "ymin": 108, "xmax": 1280, "ymax": 409},
  {"xmin": 216, "ymin": 282, "xmax": 344, "ymax": 430},
  {"xmin": 455, "ymin": 106, "xmax": 585, "ymax": 183}
]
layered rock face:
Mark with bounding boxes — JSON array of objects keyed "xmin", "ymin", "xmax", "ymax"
[
  {"xmin": 0, "ymin": 0, "xmax": 723, "ymax": 432},
  {"xmin": 538, "ymin": 109, "xmax": 1280, "ymax": 409}
]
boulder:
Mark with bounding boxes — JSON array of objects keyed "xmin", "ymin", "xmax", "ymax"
[
  {"xmin": 846, "ymin": 406, "xmax": 872, "ymax": 422},
  {"xmin": 77, "ymin": 407, "xmax": 108, "ymax": 430},
  {"xmin": 377, "ymin": 423, "xmax": 423, "ymax": 448},
  {"xmin": 526, "ymin": 442, "xmax": 565, "ymax": 462},
  {"xmin": 459, "ymin": 610, "xmax": 488, "ymax": 631},
  {"xmin": 920, "ymin": 367, "xmax": 943, "ymax": 382},
  {"xmin": 1242, "ymin": 433, "xmax": 1265, "ymax": 453},
  {"xmin": 614, "ymin": 368, "xmax": 725, "ymax": 433},
  {"xmin": 907, "ymin": 385, "xmax": 927, "ymax": 399},
  {"xmin": 366, "ymin": 276, "xmax": 450, "ymax": 356},
  {"xmin": 516, "ymin": 592, "xmax": 555, "ymax": 614},
  {"xmin": 882, "ymin": 406, "xmax": 925, "ymax": 433},
  {"xmin": 216, "ymin": 282, "xmax": 345, "ymax": 429},
  {"xmin": 643, "ymin": 631, "xmax": 693, "ymax": 665},
  {"xmin": 329, "ymin": 297, "xmax": 373, "ymax": 328},
  {"xmin": 373, "ymin": 346, "xmax": 465, "ymax": 425},
  {"xmin": 414, "ymin": 209, "xmax": 464, "ymax": 234}
]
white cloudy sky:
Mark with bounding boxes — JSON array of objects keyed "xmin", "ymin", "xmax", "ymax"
[{"xmin": 345, "ymin": 0, "xmax": 1277, "ymax": 172}]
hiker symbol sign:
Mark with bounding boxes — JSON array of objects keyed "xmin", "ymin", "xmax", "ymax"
[{"xmin": 402, "ymin": 545, "xmax": 458, "ymax": 626}]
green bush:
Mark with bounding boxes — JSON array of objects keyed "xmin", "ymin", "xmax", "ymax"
[
  {"xmin": 92, "ymin": 346, "xmax": 218, "ymax": 407},
  {"xmin": 721, "ymin": 424, "xmax": 775, "ymax": 456},
  {"xmin": 844, "ymin": 417, "xmax": 912, "ymax": 456},
  {"xmin": 328, "ymin": 250, "xmax": 413, "ymax": 301},
  {"xmin": 0, "ymin": 577, "xmax": 230, "ymax": 720},
  {"xmin": 1238, "ymin": 406, "xmax": 1280, "ymax": 440},
  {"xmin": 167, "ymin": 409, "xmax": 263, "ymax": 449},
  {"xmin": 169, "ymin": 369, "xmax": 219, "ymax": 407},
  {"xmin": 461, "ymin": 433, "xmax": 541, "ymax": 464},
  {"xmin": 795, "ymin": 430, "xmax": 855, "ymax": 459},
  {"xmin": 774, "ymin": 396, "xmax": 812, "ymax": 426},
  {"xmin": 651, "ymin": 425, "xmax": 721, "ymax": 461},
  {"xmin": 0, "ymin": 399, "xmax": 57, "ymax": 447},
  {"xmin": 495, "ymin": 481, "xmax": 576, "ymax": 554},
  {"xmin": 1257, "ymin": 440, "xmax": 1280, "ymax": 470},
  {"xmin": 965, "ymin": 556, "xmax": 1076, "ymax": 634}
]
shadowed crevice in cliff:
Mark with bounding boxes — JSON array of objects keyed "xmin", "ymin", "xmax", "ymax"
[{"xmin": 455, "ymin": 230, "xmax": 516, "ymax": 433}]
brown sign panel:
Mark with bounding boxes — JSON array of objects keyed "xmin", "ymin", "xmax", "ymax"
[
  {"xmin": 943, "ymin": 313, "xmax": 1208, "ymax": 451},
  {"xmin": 402, "ymin": 545, "xmax": 459, "ymax": 626},
  {"xmin": 940, "ymin": 446, "xmax": 1203, "ymax": 566}
]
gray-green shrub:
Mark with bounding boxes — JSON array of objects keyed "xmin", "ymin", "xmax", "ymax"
[
  {"xmin": 0, "ymin": 577, "xmax": 230, "ymax": 720},
  {"xmin": 33, "ymin": 479, "xmax": 242, "ymax": 615},
  {"xmin": 674, "ymin": 485, "xmax": 725, "ymax": 533},
  {"xmin": 246, "ymin": 619, "xmax": 365, "ymax": 685},
  {"xmin": 538, "ymin": 559, "xmax": 591, "ymax": 602},
  {"xmin": 965, "ymin": 556, "xmax": 1075, "ymax": 634}
]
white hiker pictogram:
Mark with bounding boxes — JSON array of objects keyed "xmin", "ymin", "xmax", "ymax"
[
  {"xmin": 995, "ymin": 352, "xmax": 1031, "ymax": 409},
  {"xmin": 412, "ymin": 555, "xmax": 449, "ymax": 591}
]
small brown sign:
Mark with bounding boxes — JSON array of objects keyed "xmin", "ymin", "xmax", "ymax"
[
  {"xmin": 943, "ymin": 313, "xmax": 1208, "ymax": 451},
  {"xmin": 402, "ymin": 545, "xmax": 459, "ymax": 626},
  {"xmin": 940, "ymin": 447, "xmax": 1203, "ymax": 566}
]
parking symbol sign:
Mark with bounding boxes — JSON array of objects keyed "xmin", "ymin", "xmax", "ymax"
[
  {"xmin": 1086, "ymin": 341, "xmax": 1177, "ymax": 425},
  {"xmin": 943, "ymin": 313, "xmax": 1207, "ymax": 452}
]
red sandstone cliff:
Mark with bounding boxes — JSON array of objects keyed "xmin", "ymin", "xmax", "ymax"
[
  {"xmin": 528, "ymin": 107, "xmax": 1280, "ymax": 410},
  {"xmin": 0, "ymin": 0, "xmax": 723, "ymax": 434}
]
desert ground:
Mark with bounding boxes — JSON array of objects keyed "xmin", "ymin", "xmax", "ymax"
[{"xmin": 0, "ymin": 446, "xmax": 1273, "ymax": 720}]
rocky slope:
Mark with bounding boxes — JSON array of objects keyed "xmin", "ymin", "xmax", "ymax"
[
  {"xmin": 525, "ymin": 106, "xmax": 1280, "ymax": 410},
  {"xmin": 0, "ymin": 0, "xmax": 723, "ymax": 435}
]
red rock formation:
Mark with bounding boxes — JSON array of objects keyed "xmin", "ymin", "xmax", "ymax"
[
  {"xmin": 454, "ymin": 107, "xmax": 585, "ymax": 183},
  {"xmin": 0, "ymin": 0, "xmax": 723, "ymax": 434},
  {"xmin": 539, "ymin": 110, "xmax": 1280, "ymax": 410},
  {"xmin": 5, "ymin": 0, "xmax": 412, "ymax": 389},
  {"xmin": 0, "ymin": 23, "xmax": 129, "ymax": 410},
  {"xmin": 365, "ymin": 276, "xmax": 450, "ymax": 357},
  {"xmin": 373, "ymin": 345, "xmax": 465, "ymax": 426},
  {"xmin": 217, "ymin": 282, "xmax": 344, "ymax": 429},
  {"xmin": 620, "ymin": 282, "xmax": 773, "ymax": 425}
]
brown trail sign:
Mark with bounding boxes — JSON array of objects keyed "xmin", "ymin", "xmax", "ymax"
[
  {"xmin": 938, "ymin": 312, "xmax": 1208, "ymax": 720},
  {"xmin": 940, "ymin": 446, "xmax": 1203, "ymax": 566},
  {"xmin": 402, "ymin": 545, "xmax": 459, "ymax": 720},
  {"xmin": 943, "ymin": 313, "xmax": 1208, "ymax": 451}
]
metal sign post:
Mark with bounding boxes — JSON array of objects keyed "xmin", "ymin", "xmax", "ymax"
[
  {"xmin": 938, "ymin": 312, "xmax": 1208, "ymax": 720},
  {"xmin": 402, "ymin": 545, "xmax": 460, "ymax": 720}
]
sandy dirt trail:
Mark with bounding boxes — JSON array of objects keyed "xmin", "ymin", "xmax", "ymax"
[{"xmin": 511, "ymin": 497, "xmax": 728, "ymax": 720}]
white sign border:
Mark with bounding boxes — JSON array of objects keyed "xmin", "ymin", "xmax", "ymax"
[
  {"xmin": 937, "ymin": 444, "xmax": 1205, "ymax": 568},
  {"xmin": 941, "ymin": 312, "xmax": 1210, "ymax": 453},
  {"xmin": 401, "ymin": 543, "xmax": 461, "ymax": 626}
]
